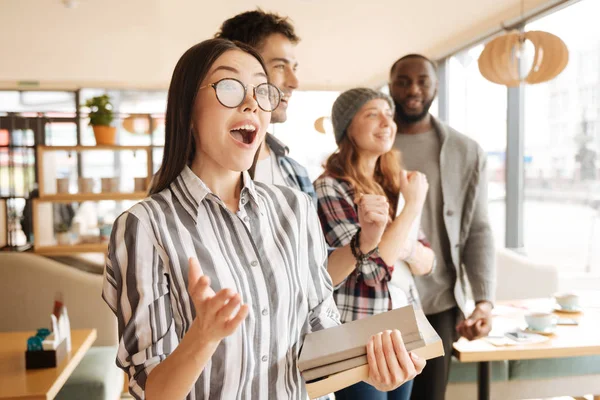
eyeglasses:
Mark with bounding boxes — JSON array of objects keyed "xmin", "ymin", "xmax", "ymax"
[{"xmin": 199, "ymin": 78, "xmax": 282, "ymax": 112}]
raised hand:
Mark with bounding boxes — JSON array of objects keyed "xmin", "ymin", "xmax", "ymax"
[
  {"xmin": 356, "ymin": 194, "xmax": 390, "ymax": 253},
  {"xmin": 187, "ymin": 257, "xmax": 249, "ymax": 345},
  {"xmin": 399, "ymin": 170, "xmax": 429, "ymax": 212},
  {"xmin": 365, "ymin": 329, "xmax": 426, "ymax": 391}
]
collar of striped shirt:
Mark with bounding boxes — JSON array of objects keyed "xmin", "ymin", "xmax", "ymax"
[{"xmin": 170, "ymin": 166, "xmax": 265, "ymax": 224}]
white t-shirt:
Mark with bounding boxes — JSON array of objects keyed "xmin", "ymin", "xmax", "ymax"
[
  {"xmin": 388, "ymin": 192, "xmax": 422, "ymax": 309},
  {"xmin": 254, "ymin": 155, "xmax": 287, "ymax": 186}
]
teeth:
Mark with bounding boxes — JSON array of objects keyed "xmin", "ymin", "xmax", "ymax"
[{"xmin": 231, "ymin": 124, "xmax": 256, "ymax": 132}]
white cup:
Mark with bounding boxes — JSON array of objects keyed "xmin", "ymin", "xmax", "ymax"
[
  {"xmin": 56, "ymin": 178, "xmax": 70, "ymax": 194},
  {"xmin": 525, "ymin": 312, "xmax": 558, "ymax": 331},
  {"xmin": 554, "ymin": 293, "xmax": 580, "ymax": 310}
]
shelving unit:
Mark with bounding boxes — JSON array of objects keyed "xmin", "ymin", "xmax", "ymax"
[
  {"xmin": 32, "ymin": 242, "xmax": 108, "ymax": 255},
  {"xmin": 33, "ymin": 145, "xmax": 152, "ymax": 255},
  {"xmin": 36, "ymin": 145, "xmax": 153, "ymax": 197},
  {"xmin": 39, "ymin": 192, "xmax": 147, "ymax": 202}
]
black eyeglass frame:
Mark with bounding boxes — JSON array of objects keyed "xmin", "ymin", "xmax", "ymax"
[{"xmin": 199, "ymin": 77, "xmax": 283, "ymax": 112}]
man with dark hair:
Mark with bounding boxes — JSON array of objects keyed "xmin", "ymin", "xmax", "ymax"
[
  {"xmin": 216, "ymin": 10, "xmax": 389, "ymax": 290},
  {"xmin": 390, "ymin": 54, "xmax": 496, "ymax": 400},
  {"xmin": 216, "ymin": 10, "xmax": 305, "ymax": 192}
]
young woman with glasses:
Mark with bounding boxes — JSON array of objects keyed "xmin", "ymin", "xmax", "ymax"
[{"xmin": 102, "ymin": 39, "xmax": 425, "ymax": 400}]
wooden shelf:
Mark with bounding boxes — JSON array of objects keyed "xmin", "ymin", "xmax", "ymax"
[
  {"xmin": 38, "ymin": 145, "xmax": 153, "ymax": 152},
  {"xmin": 34, "ymin": 243, "xmax": 108, "ymax": 255},
  {"xmin": 37, "ymin": 192, "xmax": 147, "ymax": 202}
]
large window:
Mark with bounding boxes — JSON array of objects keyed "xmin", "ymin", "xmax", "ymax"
[
  {"xmin": 524, "ymin": 0, "xmax": 600, "ymax": 274},
  {"xmin": 271, "ymin": 90, "xmax": 340, "ymax": 181},
  {"xmin": 448, "ymin": 45, "xmax": 508, "ymax": 245}
]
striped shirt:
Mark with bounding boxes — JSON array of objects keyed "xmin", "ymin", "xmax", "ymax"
[
  {"xmin": 314, "ymin": 175, "xmax": 422, "ymax": 325},
  {"xmin": 102, "ymin": 166, "xmax": 340, "ymax": 400}
]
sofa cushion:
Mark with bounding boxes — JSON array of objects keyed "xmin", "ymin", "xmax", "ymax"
[
  {"xmin": 56, "ymin": 346, "xmax": 122, "ymax": 400},
  {"xmin": 509, "ymin": 355, "xmax": 600, "ymax": 380},
  {"xmin": 449, "ymin": 356, "xmax": 509, "ymax": 383}
]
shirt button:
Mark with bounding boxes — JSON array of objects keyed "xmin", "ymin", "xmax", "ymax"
[
  {"xmin": 262, "ymin": 308, "xmax": 268, "ymax": 316},
  {"xmin": 251, "ymin": 261, "xmax": 258, "ymax": 267},
  {"xmin": 262, "ymin": 355, "xmax": 268, "ymax": 362},
  {"xmin": 241, "ymin": 198, "xmax": 247, "ymax": 205},
  {"xmin": 446, "ymin": 209, "xmax": 454, "ymax": 216},
  {"xmin": 244, "ymin": 216, "xmax": 249, "ymax": 222}
]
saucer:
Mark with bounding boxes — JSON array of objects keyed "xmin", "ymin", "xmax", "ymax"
[
  {"xmin": 522, "ymin": 326, "xmax": 557, "ymax": 336},
  {"xmin": 553, "ymin": 304, "xmax": 582, "ymax": 314}
]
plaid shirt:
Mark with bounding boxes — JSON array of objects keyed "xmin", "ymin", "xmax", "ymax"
[
  {"xmin": 315, "ymin": 175, "xmax": 423, "ymax": 324},
  {"xmin": 266, "ymin": 134, "xmax": 317, "ymax": 205}
]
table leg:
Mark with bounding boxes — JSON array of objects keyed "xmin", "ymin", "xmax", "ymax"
[{"xmin": 478, "ymin": 361, "xmax": 491, "ymax": 400}]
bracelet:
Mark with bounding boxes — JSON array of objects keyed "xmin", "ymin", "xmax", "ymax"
[{"xmin": 350, "ymin": 228, "xmax": 379, "ymax": 263}]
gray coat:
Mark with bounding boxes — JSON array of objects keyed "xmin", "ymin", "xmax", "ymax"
[{"xmin": 432, "ymin": 117, "xmax": 496, "ymax": 316}]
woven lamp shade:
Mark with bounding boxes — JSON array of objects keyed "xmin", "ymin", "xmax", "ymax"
[
  {"xmin": 314, "ymin": 116, "xmax": 329, "ymax": 134},
  {"xmin": 478, "ymin": 30, "xmax": 569, "ymax": 87},
  {"xmin": 121, "ymin": 114, "xmax": 161, "ymax": 135}
]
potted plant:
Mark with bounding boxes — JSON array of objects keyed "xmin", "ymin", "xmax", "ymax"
[
  {"xmin": 84, "ymin": 94, "xmax": 116, "ymax": 145},
  {"xmin": 55, "ymin": 223, "xmax": 71, "ymax": 245}
]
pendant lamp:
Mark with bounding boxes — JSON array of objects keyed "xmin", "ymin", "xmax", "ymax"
[{"xmin": 478, "ymin": 0, "xmax": 569, "ymax": 86}]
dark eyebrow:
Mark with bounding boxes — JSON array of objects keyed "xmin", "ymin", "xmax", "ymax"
[
  {"xmin": 209, "ymin": 65, "xmax": 267, "ymax": 79},
  {"xmin": 395, "ymin": 74, "xmax": 431, "ymax": 80},
  {"xmin": 268, "ymin": 58, "xmax": 299, "ymax": 68}
]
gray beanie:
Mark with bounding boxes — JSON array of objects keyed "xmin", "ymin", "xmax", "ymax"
[{"xmin": 331, "ymin": 88, "xmax": 395, "ymax": 144}]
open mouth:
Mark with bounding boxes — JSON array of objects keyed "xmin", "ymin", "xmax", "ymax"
[{"xmin": 230, "ymin": 124, "xmax": 257, "ymax": 145}]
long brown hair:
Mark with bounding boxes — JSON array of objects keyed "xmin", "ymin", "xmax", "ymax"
[
  {"xmin": 324, "ymin": 136, "xmax": 402, "ymax": 220},
  {"xmin": 149, "ymin": 38, "xmax": 268, "ymax": 194}
]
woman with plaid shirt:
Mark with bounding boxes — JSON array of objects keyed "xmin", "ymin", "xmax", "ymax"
[{"xmin": 315, "ymin": 88, "xmax": 436, "ymax": 400}]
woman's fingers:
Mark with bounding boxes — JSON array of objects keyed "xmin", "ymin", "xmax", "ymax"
[
  {"xmin": 391, "ymin": 329, "xmax": 416, "ymax": 380},
  {"xmin": 365, "ymin": 211, "xmax": 388, "ymax": 224},
  {"xmin": 215, "ymin": 293, "xmax": 242, "ymax": 321},
  {"xmin": 223, "ymin": 304, "xmax": 250, "ymax": 335},
  {"xmin": 187, "ymin": 257, "xmax": 203, "ymax": 292},
  {"xmin": 410, "ymin": 352, "xmax": 427, "ymax": 374},
  {"xmin": 382, "ymin": 330, "xmax": 403, "ymax": 382},
  {"xmin": 190, "ymin": 275, "xmax": 213, "ymax": 304},
  {"xmin": 373, "ymin": 332, "xmax": 391, "ymax": 385},
  {"xmin": 366, "ymin": 335, "xmax": 381, "ymax": 382},
  {"xmin": 206, "ymin": 288, "xmax": 236, "ymax": 312}
]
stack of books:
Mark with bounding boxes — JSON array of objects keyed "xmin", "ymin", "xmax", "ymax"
[{"xmin": 299, "ymin": 305, "xmax": 444, "ymax": 399}]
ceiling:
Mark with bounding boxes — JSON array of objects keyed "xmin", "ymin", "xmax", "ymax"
[{"xmin": 0, "ymin": 0, "xmax": 559, "ymax": 91}]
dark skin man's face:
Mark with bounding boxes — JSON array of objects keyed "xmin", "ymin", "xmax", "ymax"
[{"xmin": 389, "ymin": 58, "xmax": 438, "ymax": 124}]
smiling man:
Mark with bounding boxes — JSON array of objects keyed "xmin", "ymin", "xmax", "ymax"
[
  {"xmin": 389, "ymin": 54, "xmax": 496, "ymax": 400},
  {"xmin": 215, "ymin": 11, "xmax": 390, "ymax": 291}
]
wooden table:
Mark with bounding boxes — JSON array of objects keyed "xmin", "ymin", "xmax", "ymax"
[
  {"xmin": 0, "ymin": 329, "xmax": 97, "ymax": 400},
  {"xmin": 453, "ymin": 298, "xmax": 600, "ymax": 400}
]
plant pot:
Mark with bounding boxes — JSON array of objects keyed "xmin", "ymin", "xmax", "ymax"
[
  {"xmin": 56, "ymin": 232, "xmax": 71, "ymax": 245},
  {"xmin": 92, "ymin": 125, "xmax": 116, "ymax": 145}
]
